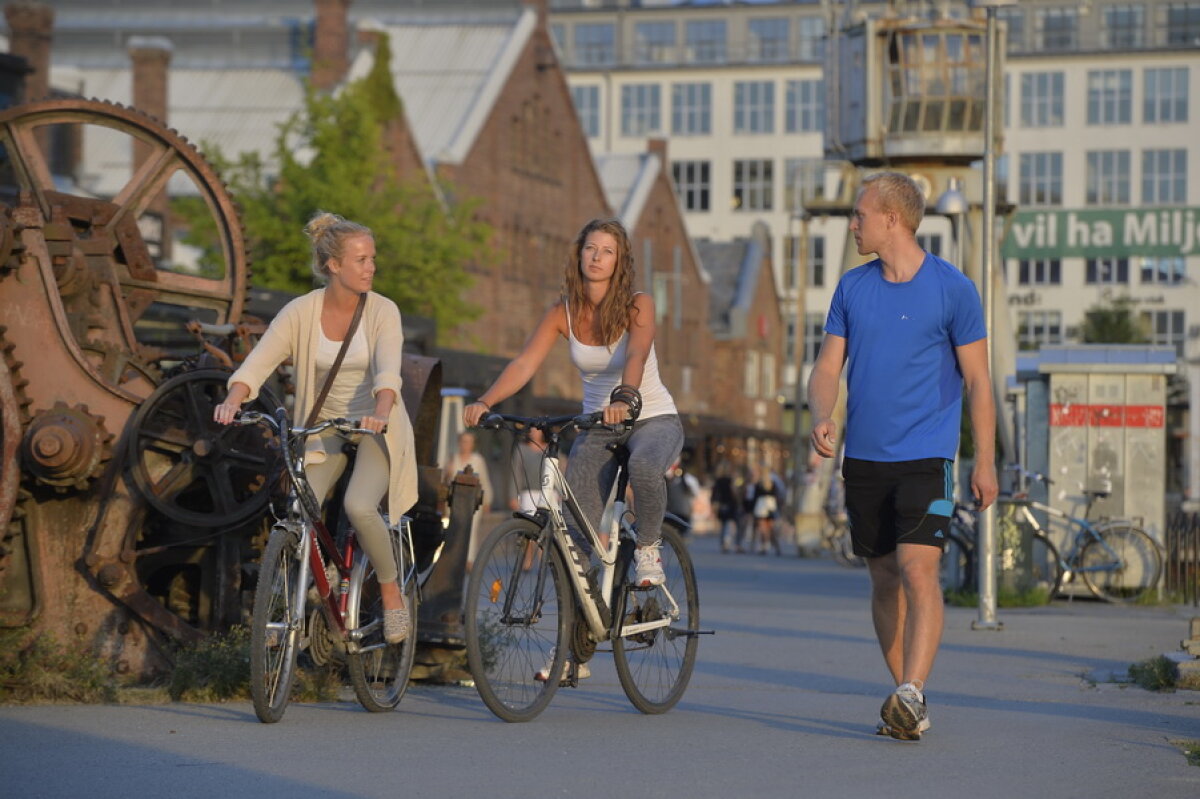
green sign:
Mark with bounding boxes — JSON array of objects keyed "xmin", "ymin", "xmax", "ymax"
[{"xmin": 1002, "ymin": 207, "xmax": 1200, "ymax": 259}]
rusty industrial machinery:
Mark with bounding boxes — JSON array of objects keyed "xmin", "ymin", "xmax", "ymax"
[{"xmin": 0, "ymin": 97, "xmax": 463, "ymax": 678}]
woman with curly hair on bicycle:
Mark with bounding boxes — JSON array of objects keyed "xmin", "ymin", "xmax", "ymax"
[
  {"xmin": 462, "ymin": 217, "xmax": 684, "ymax": 589},
  {"xmin": 214, "ymin": 211, "xmax": 418, "ymax": 644}
]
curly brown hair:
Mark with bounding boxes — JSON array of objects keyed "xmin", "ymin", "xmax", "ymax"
[{"xmin": 562, "ymin": 218, "xmax": 637, "ymax": 347}]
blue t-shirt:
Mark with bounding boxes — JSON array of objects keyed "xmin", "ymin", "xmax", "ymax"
[{"xmin": 824, "ymin": 253, "xmax": 986, "ymax": 462}]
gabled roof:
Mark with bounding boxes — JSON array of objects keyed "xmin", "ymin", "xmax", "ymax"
[
  {"xmin": 696, "ymin": 235, "xmax": 765, "ymax": 340},
  {"xmin": 52, "ymin": 65, "xmax": 306, "ymax": 197},
  {"xmin": 347, "ymin": 8, "xmax": 533, "ymax": 168}
]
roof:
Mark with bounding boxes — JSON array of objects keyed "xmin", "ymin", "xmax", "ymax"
[
  {"xmin": 54, "ymin": 65, "xmax": 306, "ymax": 197},
  {"xmin": 347, "ymin": 9, "xmax": 533, "ymax": 168}
]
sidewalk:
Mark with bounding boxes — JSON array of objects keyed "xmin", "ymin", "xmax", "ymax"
[{"xmin": 0, "ymin": 532, "xmax": 1196, "ymax": 799}]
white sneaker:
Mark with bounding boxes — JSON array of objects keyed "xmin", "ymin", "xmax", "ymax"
[
  {"xmin": 533, "ymin": 647, "xmax": 591, "ymax": 683},
  {"xmin": 634, "ymin": 545, "xmax": 665, "ymax": 587}
]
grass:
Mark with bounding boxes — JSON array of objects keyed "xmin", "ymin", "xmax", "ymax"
[
  {"xmin": 944, "ymin": 584, "xmax": 1054, "ymax": 608},
  {"xmin": 0, "ymin": 629, "xmax": 117, "ymax": 704},
  {"xmin": 1171, "ymin": 739, "xmax": 1200, "ymax": 767}
]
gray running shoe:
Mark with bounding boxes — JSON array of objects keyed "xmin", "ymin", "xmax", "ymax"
[{"xmin": 880, "ymin": 682, "xmax": 928, "ymax": 741}]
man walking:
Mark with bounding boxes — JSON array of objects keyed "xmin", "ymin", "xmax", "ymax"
[{"xmin": 807, "ymin": 172, "xmax": 998, "ymax": 741}]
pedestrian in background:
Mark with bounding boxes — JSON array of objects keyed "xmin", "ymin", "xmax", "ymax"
[{"xmin": 807, "ymin": 172, "xmax": 997, "ymax": 741}]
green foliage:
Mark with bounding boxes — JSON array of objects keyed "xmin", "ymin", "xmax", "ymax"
[
  {"xmin": 168, "ymin": 626, "xmax": 251, "ymax": 702},
  {"xmin": 1128, "ymin": 655, "xmax": 1177, "ymax": 691},
  {"xmin": 0, "ymin": 629, "xmax": 117, "ymax": 704},
  {"xmin": 1081, "ymin": 295, "xmax": 1148, "ymax": 344},
  {"xmin": 175, "ymin": 35, "xmax": 489, "ymax": 341}
]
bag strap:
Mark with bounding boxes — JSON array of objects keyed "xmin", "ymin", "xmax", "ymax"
[{"xmin": 306, "ymin": 291, "xmax": 367, "ymax": 428}]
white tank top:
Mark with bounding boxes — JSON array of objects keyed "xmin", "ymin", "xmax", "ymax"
[
  {"xmin": 315, "ymin": 325, "xmax": 375, "ymax": 420},
  {"xmin": 565, "ymin": 299, "xmax": 677, "ymax": 420}
]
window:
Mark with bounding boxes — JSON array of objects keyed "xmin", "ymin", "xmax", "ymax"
[
  {"xmin": 1086, "ymin": 150, "xmax": 1131, "ymax": 205},
  {"xmin": 916, "ymin": 233, "xmax": 945, "ymax": 259},
  {"xmin": 734, "ymin": 81, "xmax": 774, "ymax": 134},
  {"xmin": 1103, "ymin": 5, "xmax": 1144, "ymax": 48},
  {"xmin": 804, "ymin": 313, "xmax": 824, "ymax": 365},
  {"xmin": 574, "ymin": 23, "xmax": 615, "ymax": 67},
  {"xmin": 1086, "ymin": 257, "xmax": 1130, "ymax": 285},
  {"xmin": 748, "ymin": 18, "xmax": 789, "ymax": 62},
  {"xmin": 1087, "ymin": 70, "xmax": 1133, "ymax": 124},
  {"xmin": 762, "ymin": 353, "xmax": 776, "ymax": 400},
  {"xmin": 685, "ymin": 19, "xmax": 726, "ymax": 64},
  {"xmin": 1018, "ymin": 152, "xmax": 1063, "ymax": 205},
  {"xmin": 1142, "ymin": 149, "xmax": 1187, "ymax": 204},
  {"xmin": 571, "ymin": 85, "xmax": 599, "ymax": 138},
  {"xmin": 621, "ymin": 84, "xmax": 661, "ymax": 137},
  {"xmin": 633, "ymin": 21, "xmax": 675, "ymax": 65},
  {"xmin": 784, "ymin": 157, "xmax": 823, "ymax": 213},
  {"xmin": 1018, "ymin": 259, "xmax": 1062, "ymax": 285},
  {"xmin": 1141, "ymin": 310, "xmax": 1186, "ymax": 358},
  {"xmin": 1037, "ymin": 7, "xmax": 1078, "ymax": 50},
  {"xmin": 744, "ymin": 350, "xmax": 760, "ymax": 397},
  {"xmin": 1144, "ymin": 67, "xmax": 1189, "ymax": 123},
  {"xmin": 1019, "ymin": 72, "xmax": 1064, "ymax": 127},
  {"xmin": 785, "ymin": 79, "xmax": 824, "ymax": 133},
  {"xmin": 998, "ymin": 7, "xmax": 1026, "ymax": 52},
  {"xmin": 796, "ymin": 16, "xmax": 825, "ymax": 61},
  {"xmin": 808, "ymin": 236, "xmax": 826, "ymax": 288},
  {"xmin": 672, "ymin": 160, "xmax": 710, "ymax": 212},
  {"xmin": 1140, "ymin": 257, "xmax": 1186, "ymax": 285},
  {"xmin": 733, "ymin": 159, "xmax": 773, "ymax": 211},
  {"xmin": 1017, "ymin": 310, "xmax": 1063, "ymax": 350},
  {"xmin": 1166, "ymin": 3, "xmax": 1200, "ymax": 47},
  {"xmin": 671, "ymin": 82, "xmax": 711, "ymax": 135}
]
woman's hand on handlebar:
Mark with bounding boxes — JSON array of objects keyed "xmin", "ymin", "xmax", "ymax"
[
  {"xmin": 602, "ymin": 400, "xmax": 631, "ymax": 426},
  {"xmin": 358, "ymin": 414, "xmax": 388, "ymax": 435}
]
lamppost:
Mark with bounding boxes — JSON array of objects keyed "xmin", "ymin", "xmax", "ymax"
[{"xmin": 968, "ymin": 0, "xmax": 1015, "ymax": 632}]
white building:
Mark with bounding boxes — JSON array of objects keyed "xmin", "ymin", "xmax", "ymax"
[{"xmin": 548, "ymin": 0, "xmax": 1200, "ymax": 403}]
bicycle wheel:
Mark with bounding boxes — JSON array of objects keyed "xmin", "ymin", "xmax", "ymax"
[
  {"xmin": 1080, "ymin": 523, "xmax": 1162, "ymax": 603},
  {"xmin": 939, "ymin": 527, "xmax": 975, "ymax": 593},
  {"xmin": 346, "ymin": 531, "xmax": 418, "ymax": 712},
  {"xmin": 250, "ymin": 524, "xmax": 305, "ymax": 723},
  {"xmin": 613, "ymin": 520, "xmax": 699, "ymax": 715},
  {"xmin": 465, "ymin": 518, "xmax": 571, "ymax": 723}
]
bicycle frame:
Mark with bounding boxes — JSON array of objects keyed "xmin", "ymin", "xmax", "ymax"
[{"xmin": 508, "ymin": 417, "xmax": 680, "ymax": 643}]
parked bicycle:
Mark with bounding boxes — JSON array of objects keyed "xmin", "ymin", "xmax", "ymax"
[
  {"xmin": 234, "ymin": 408, "xmax": 426, "ymax": 722},
  {"xmin": 464, "ymin": 411, "xmax": 707, "ymax": 722},
  {"xmin": 992, "ymin": 465, "xmax": 1163, "ymax": 603}
]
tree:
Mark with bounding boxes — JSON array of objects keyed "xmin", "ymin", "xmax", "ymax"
[
  {"xmin": 176, "ymin": 37, "xmax": 489, "ymax": 340},
  {"xmin": 1081, "ymin": 295, "xmax": 1148, "ymax": 344}
]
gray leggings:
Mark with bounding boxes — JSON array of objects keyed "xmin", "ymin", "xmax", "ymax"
[
  {"xmin": 304, "ymin": 431, "xmax": 397, "ymax": 584},
  {"xmin": 566, "ymin": 414, "xmax": 684, "ymax": 547}
]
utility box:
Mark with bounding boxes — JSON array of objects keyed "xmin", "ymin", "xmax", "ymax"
[{"xmin": 1017, "ymin": 346, "xmax": 1177, "ymax": 548}]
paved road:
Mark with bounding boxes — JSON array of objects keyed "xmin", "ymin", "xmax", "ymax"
[{"xmin": 2, "ymin": 533, "xmax": 1198, "ymax": 799}]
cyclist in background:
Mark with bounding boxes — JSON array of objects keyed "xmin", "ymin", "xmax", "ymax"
[
  {"xmin": 807, "ymin": 173, "xmax": 998, "ymax": 741},
  {"xmin": 462, "ymin": 217, "xmax": 684, "ymax": 589},
  {"xmin": 213, "ymin": 211, "xmax": 418, "ymax": 645}
]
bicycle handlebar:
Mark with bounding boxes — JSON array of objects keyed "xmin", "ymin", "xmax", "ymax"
[
  {"xmin": 476, "ymin": 410, "xmax": 632, "ymax": 436},
  {"xmin": 234, "ymin": 409, "xmax": 379, "ymax": 438}
]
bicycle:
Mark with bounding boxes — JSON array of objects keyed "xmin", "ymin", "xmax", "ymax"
[
  {"xmin": 994, "ymin": 465, "xmax": 1163, "ymax": 604},
  {"xmin": 234, "ymin": 408, "xmax": 423, "ymax": 722},
  {"xmin": 463, "ymin": 411, "xmax": 707, "ymax": 722}
]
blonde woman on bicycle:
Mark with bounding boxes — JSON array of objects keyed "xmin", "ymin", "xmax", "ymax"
[
  {"xmin": 463, "ymin": 217, "xmax": 685, "ymax": 589},
  {"xmin": 214, "ymin": 211, "xmax": 418, "ymax": 644}
]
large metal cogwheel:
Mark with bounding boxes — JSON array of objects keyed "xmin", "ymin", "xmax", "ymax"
[{"xmin": 126, "ymin": 369, "xmax": 283, "ymax": 528}]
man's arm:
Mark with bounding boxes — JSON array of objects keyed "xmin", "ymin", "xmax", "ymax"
[
  {"xmin": 806, "ymin": 333, "xmax": 847, "ymax": 458},
  {"xmin": 956, "ymin": 338, "xmax": 998, "ymax": 509}
]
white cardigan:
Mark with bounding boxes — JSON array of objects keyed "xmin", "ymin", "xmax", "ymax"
[{"xmin": 227, "ymin": 288, "xmax": 419, "ymax": 520}]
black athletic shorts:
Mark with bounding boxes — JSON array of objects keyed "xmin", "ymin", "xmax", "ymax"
[{"xmin": 842, "ymin": 457, "xmax": 955, "ymax": 559}]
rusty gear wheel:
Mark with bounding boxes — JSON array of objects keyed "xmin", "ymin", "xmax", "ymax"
[
  {"xmin": 127, "ymin": 368, "xmax": 282, "ymax": 528},
  {"xmin": 20, "ymin": 401, "xmax": 114, "ymax": 492}
]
